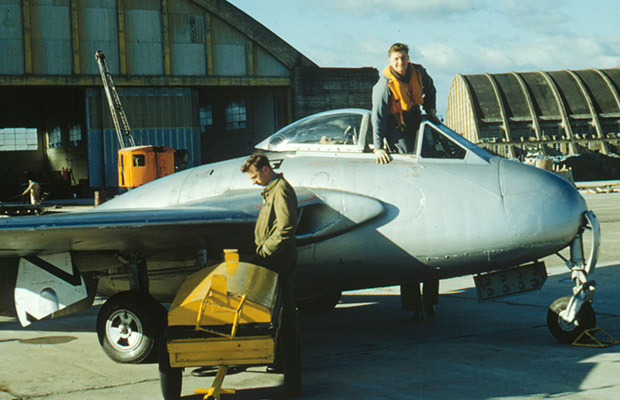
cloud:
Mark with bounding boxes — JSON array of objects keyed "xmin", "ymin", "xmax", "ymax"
[
  {"xmin": 313, "ymin": 0, "xmax": 487, "ymax": 20},
  {"xmin": 415, "ymin": 33, "xmax": 620, "ymax": 80},
  {"xmin": 493, "ymin": 0, "xmax": 573, "ymax": 36}
]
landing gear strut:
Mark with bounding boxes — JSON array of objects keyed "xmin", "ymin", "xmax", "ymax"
[
  {"xmin": 96, "ymin": 254, "xmax": 166, "ymax": 363},
  {"xmin": 547, "ymin": 210, "xmax": 600, "ymax": 343}
]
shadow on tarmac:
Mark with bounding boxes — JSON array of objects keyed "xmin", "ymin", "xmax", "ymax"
[
  {"xmin": 2, "ymin": 264, "xmax": 620, "ymax": 399},
  {"xmin": 291, "ymin": 265, "xmax": 620, "ymax": 399}
]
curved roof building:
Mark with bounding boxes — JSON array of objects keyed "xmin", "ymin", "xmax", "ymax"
[{"xmin": 446, "ymin": 68, "xmax": 620, "ymax": 158}]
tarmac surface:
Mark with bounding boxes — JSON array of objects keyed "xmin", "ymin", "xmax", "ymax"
[{"xmin": 2, "ymin": 191, "xmax": 620, "ymax": 399}]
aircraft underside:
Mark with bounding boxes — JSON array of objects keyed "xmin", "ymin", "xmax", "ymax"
[{"xmin": 0, "ymin": 208, "xmax": 599, "ymax": 364}]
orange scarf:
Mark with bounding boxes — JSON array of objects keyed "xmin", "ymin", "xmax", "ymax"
[{"xmin": 383, "ymin": 64, "xmax": 424, "ymax": 117}]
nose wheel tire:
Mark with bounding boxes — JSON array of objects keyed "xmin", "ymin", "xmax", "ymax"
[
  {"xmin": 547, "ymin": 296, "xmax": 596, "ymax": 344},
  {"xmin": 97, "ymin": 291, "xmax": 166, "ymax": 363}
]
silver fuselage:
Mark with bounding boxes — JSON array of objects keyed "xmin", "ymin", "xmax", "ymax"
[{"xmin": 96, "ymin": 138, "xmax": 585, "ymax": 297}]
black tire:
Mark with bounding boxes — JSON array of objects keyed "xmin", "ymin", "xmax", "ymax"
[
  {"xmin": 296, "ymin": 291, "xmax": 341, "ymax": 313},
  {"xmin": 547, "ymin": 296, "xmax": 596, "ymax": 344},
  {"xmin": 158, "ymin": 332, "xmax": 182, "ymax": 400},
  {"xmin": 96, "ymin": 291, "xmax": 165, "ymax": 363}
]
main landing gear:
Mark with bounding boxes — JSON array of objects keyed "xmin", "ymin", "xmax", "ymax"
[
  {"xmin": 96, "ymin": 255, "xmax": 166, "ymax": 363},
  {"xmin": 546, "ymin": 210, "xmax": 600, "ymax": 343}
]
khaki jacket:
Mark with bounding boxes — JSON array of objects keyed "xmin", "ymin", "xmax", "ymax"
[{"xmin": 255, "ymin": 174, "xmax": 297, "ymax": 259}]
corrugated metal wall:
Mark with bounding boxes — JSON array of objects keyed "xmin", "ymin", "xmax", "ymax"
[
  {"xmin": 0, "ymin": 0, "xmax": 24, "ymax": 74},
  {"xmin": 212, "ymin": 15, "xmax": 246, "ymax": 76},
  {"xmin": 80, "ymin": 0, "xmax": 119, "ymax": 75},
  {"xmin": 124, "ymin": 1, "xmax": 163, "ymax": 75},
  {"xmin": 445, "ymin": 75, "xmax": 477, "ymax": 143},
  {"xmin": 86, "ymin": 87, "xmax": 200, "ymax": 189},
  {"xmin": 255, "ymin": 45, "xmax": 288, "ymax": 77},
  {"xmin": 0, "ymin": 0, "xmax": 294, "ymax": 79},
  {"xmin": 169, "ymin": 0, "xmax": 206, "ymax": 75},
  {"xmin": 31, "ymin": 0, "xmax": 72, "ymax": 75}
]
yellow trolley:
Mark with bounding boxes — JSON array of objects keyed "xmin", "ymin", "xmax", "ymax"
[{"xmin": 158, "ymin": 250, "xmax": 301, "ymax": 400}]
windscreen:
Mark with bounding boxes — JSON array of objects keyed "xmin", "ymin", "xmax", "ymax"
[{"xmin": 420, "ymin": 124, "xmax": 467, "ymax": 159}]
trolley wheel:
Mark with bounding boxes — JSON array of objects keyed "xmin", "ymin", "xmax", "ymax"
[{"xmin": 158, "ymin": 332, "xmax": 182, "ymax": 400}]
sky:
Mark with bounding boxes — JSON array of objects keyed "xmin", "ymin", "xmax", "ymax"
[{"xmin": 227, "ymin": 0, "xmax": 620, "ymax": 117}]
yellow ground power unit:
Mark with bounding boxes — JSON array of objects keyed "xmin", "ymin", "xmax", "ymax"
[{"xmin": 158, "ymin": 250, "xmax": 301, "ymax": 400}]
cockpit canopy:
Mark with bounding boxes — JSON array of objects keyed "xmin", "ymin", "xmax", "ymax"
[
  {"xmin": 256, "ymin": 109, "xmax": 369, "ymax": 153},
  {"xmin": 255, "ymin": 108, "xmax": 492, "ymax": 162}
]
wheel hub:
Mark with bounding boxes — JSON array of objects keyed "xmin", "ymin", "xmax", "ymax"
[
  {"xmin": 558, "ymin": 314, "xmax": 578, "ymax": 332},
  {"xmin": 106, "ymin": 309, "xmax": 144, "ymax": 352}
]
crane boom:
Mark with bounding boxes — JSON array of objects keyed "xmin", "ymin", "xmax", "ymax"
[{"xmin": 94, "ymin": 50, "xmax": 136, "ymax": 149}]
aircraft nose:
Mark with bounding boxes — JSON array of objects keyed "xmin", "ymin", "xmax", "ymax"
[{"xmin": 499, "ymin": 159, "xmax": 586, "ymax": 247}]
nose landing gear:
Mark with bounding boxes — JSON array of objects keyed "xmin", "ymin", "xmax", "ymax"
[{"xmin": 547, "ymin": 210, "xmax": 600, "ymax": 343}]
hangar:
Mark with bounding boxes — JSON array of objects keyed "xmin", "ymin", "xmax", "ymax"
[
  {"xmin": 0, "ymin": 0, "xmax": 377, "ymax": 198},
  {"xmin": 445, "ymin": 68, "xmax": 620, "ymax": 160}
]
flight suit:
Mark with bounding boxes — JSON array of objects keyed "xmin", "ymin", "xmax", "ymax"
[
  {"xmin": 252, "ymin": 173, "xmax": 298, "ymax": 370},
  {"xmin": 372, "ymin": 62, "xmax": 437, "ymax": 154},
  {"xmin": 254, "ymin": 173, "xmax": 298, "ymax": 277}
]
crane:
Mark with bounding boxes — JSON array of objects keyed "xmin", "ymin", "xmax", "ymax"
[
  {"xmin": 94, "ymin": 51, "xmax": 136, "ymax": 149},
  {"xmin": 94, "ymin": 51, "xmax": 175, "ymax": 189}
]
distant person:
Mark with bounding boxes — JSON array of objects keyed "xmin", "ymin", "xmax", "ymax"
[
  {"xmin": 241, "ymin": 152, "xmax": 298, "ymax": 373},
  {"xmin": 401, "ymin": 278, "xmax": 439, "ymax": 321},
  {"xmin": 372, "ymin": 42, "xmax": 439, "ymax": 164},
  {"xmin": 22, "ymin": 179, "xmax": 41, "ymax": 205}
]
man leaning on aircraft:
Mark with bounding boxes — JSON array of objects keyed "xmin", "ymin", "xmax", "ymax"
[
  {"xmin": 371, "ymin": 42, "xmax": 439, "ymax": 164},
  {"xmin": 371, "ymin": 43, "xmax": 441, "ymax": 320}
]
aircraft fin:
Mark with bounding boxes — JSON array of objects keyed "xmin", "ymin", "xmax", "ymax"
[{"xmin": 14, "ymin": 252, "xmax": 87, "ymax": 327}]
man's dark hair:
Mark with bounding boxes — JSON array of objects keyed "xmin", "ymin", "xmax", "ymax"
[
  {"xmin": 388, "ymin": 43, "xmax": 409, "ymax": 56},
  {"xmin": 241, "ymin": 152, "xmax": 271, "ymax": 173}
]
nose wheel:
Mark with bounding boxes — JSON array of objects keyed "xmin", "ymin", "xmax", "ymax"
[
  {"xmin": 547, "ymin": 295, "xmax": 596, "ymax": 343},
  {"xmin": 547, "ymin": 210, "xmax": 600, "ymax": 343}
]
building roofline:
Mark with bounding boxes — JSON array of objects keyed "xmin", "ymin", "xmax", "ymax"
[{"xmin": 191, "ymin": 0, "xmax": 317, "ymax": 69}]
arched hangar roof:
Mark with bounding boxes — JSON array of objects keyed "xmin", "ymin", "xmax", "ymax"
[{"xmin": 446, "ymin": 68, "xmax": 620, "ymax": 156}]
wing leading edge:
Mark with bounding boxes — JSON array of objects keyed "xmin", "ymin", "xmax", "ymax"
[{"xmin": 0, "ymin": 187, "xmax": 384, "ymax": 258}]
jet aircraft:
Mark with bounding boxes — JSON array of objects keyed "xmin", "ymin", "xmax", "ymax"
[{"xmin": 0, "ymin": 109, "xmax": 599, "ymax": 364}]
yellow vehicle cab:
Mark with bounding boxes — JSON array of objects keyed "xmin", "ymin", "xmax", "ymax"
[{"xmin": 118, "ymin": 145, "xmax": 175, "ymax": 188}]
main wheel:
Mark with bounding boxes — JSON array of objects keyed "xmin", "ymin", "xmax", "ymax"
[
  {"xmin": 296, "ymin": 291, "xmax": 341, "ymax": 313},
  {"xmin": 158, "ymin": 332, "xmax": 182, "ymax": 400},
  {"xmin": 96, "ymin": 291, "xmax": 166, "ymax": 363},
  {"xmin": 547, "ymin": 296, "xmax": 596, "ymax": 344}
]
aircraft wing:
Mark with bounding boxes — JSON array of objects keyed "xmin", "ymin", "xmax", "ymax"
[
  {"xmin": 0, "ymin": 187, "xmax": 385, "ymax": 258},
  {"xmin": 0, "ymin": 190, "xmax": 268, "ymax": 258},
  {"xmin": 0, "ymin": 206, "xmax": 257, "ymax": 257}
]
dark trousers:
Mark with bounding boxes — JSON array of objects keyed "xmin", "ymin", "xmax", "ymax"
[
  {"xmin": 401, "ymin": 279, "xmax": 439, "ymax": 313},
  {"xmin": 250, "ymin": 251, "xmax": 298, "ymax": 367},
  {"xmin": 386, "ymin": 112, "xmax": 421, "ymax": 154}
]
